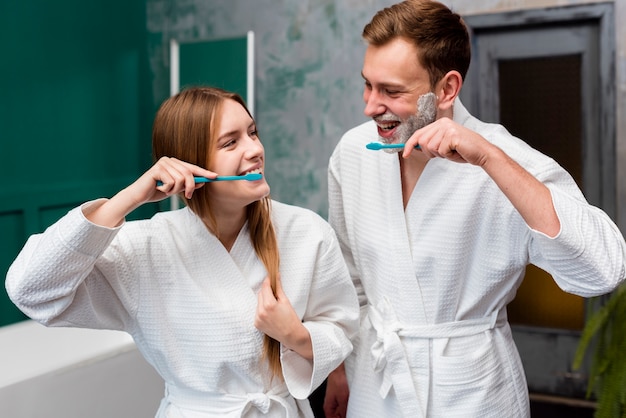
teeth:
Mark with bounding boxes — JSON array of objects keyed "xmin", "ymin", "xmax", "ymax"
[
  {"xmin": 244, "ymin": 168, "xmax": 262, "ymax": 175},
  {"xmin": 377, "ymin": 121, "xmax": 399, "ymax": 130}
]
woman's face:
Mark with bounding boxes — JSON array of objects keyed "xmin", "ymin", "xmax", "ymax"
[{"xmin": 206, "ymin": 99, "xmax": 270, "ymax": 209}]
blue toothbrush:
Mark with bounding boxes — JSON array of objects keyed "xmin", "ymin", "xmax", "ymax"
[
  {"xmin": 156, "ymin": 173, "xmax": 262, "ymax": 186},
  {"xmin": 366, "ymin": 142, "xmax": 421, "ymax": 150}
]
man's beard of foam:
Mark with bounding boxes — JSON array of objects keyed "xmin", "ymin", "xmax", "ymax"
[{"xmin": 380, "ymin": 92, "xmax": 437, "ymax": 154}]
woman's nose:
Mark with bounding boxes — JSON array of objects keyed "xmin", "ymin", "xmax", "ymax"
[{"xmin": 244, "ymin": 135, "xmax": 264, "ymax": 158}]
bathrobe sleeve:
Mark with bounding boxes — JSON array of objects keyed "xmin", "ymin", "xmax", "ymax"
[
  {"xmin": 524, "ymin": 162, "xmax": 626, "ymax": 297},
  {"xmin": 270, "ymin": 202, "xmax": 360, "ymax": 400},
  {"xmin": 473, "ymin": 118, "xmax": 626, "ymax": 298},
  {"xmin": 5, "ymin": 200, "xmax": 137, "ymax": 331}
]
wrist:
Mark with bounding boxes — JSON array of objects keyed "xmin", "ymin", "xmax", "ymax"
[
  {"xmin": 284, "ymin": 323, "xmax": 313, "ymax": 360},
  {"xmin": 84, "ymin": 188, "xmax": 139, "ymax": 228}
]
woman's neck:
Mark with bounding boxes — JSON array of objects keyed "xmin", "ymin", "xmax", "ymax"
[{"xmin": 203, "ymin": 208, "xmax": 247, "ymax": 252}]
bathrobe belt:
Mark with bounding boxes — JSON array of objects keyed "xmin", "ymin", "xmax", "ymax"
[
  {"xmin": 162, "ymin": 383, "xmax": 295, "ymax": 417},
  {"xmin": 367, "ymin": 299, "xmax": 507, "ymax": 418}
]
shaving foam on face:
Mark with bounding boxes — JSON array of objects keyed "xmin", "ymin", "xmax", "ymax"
[
  {"xmin": 382, "ymin": 92, "xmax": 438, "ymax": 154},
  {"xmin": 416, "ymin": 92, "xmax": 437, "ymax": 127}
]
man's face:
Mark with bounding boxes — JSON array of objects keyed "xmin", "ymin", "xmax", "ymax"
[{"xmin": 362, "ymin": 37, "xmax": 436, "ymax": 146}]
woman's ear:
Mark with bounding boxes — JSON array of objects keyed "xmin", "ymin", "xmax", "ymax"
[{"xmin": 436, "ymin": 70, "xmax": 462, "ymax": 111}]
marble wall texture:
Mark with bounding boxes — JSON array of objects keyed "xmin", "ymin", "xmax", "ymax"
[{"xmin": 147, "ymin": 0, "xmax": 625, "ymax": 228}]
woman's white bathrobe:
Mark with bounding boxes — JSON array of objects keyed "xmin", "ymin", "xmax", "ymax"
[
  {"xmin": 328, "ymin": 99, "xmax": 626, "ymax": 418},
  {"xmin": 6, "ymin": 199, "xmax": 359, "ymax": 417}
]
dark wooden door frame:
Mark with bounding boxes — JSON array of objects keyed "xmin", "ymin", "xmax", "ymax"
[
  {"xmin": 460, "ymin": 2, "xmax": 616, "ymax": 402},
  {"xmin": 462, "ymin": 2, "xmax": 616, "ymax": 220}
]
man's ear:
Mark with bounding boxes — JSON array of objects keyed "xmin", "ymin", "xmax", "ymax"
[{"xmin": 436, "ymin": 70, "xmax": 462, "ymax": 111}]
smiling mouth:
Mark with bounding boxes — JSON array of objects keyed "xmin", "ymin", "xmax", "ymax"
[
  {"xmin": 377, "ymin": 121, "xmax": 400, "ymax": 131},
  {"xmin": 375, "ymin": 120, "xmax": 401, "ymax": 141},
  {"xmin": 239, "ymin": 167, "xmax": 263, "ymax": 176}
]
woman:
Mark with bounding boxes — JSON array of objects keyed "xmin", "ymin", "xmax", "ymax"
[{"xmin": 6, "ymin": 86, "xmax": 359, "ymax": 417}]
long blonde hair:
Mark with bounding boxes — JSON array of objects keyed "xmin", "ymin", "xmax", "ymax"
[{"xmin": 152, "ymin": 86, "xmax": 283, "ymax": 379}]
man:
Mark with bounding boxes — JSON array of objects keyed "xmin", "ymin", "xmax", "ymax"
[{"xmin": 324, "ymin": 1, "xmax": 626, "ymax": 417}]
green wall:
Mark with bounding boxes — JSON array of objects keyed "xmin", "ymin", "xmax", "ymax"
[
  {"xmin": 179, "ymin": 37, "xmax": 248, "ymax": 100},
  {"xmin": 0, "ymin": 0, "xmax": 154, "ymax": 326}
]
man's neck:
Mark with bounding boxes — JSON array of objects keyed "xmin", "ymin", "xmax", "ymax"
[{"xmin": 399, "ymin": 152, "xmax": 428, "ymax": 209}]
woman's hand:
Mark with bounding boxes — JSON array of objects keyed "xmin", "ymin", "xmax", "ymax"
[
  {"xmin": 84, "ymin": 157, "xmax": 216, "ymax": 228},
  {"xmin": 138, "ymin": 157, "xmax": 217, "ymax": 203},
  {"xmin": 255, "ymin": 274, "xmax": 313, "ymax": 360}
]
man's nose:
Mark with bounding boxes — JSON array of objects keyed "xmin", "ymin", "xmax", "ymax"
[{"xmin": 364, "ymin": 90, "xmax": 385, "ymax": 117}]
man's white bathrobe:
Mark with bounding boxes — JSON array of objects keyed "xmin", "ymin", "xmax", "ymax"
[
  {"xmin": 6, "ymin": 199, "xmax": 359, "ymax": 417},
  {"xmin": 328, "ymin": 99, "xmax": 626, "ymax": 417}
]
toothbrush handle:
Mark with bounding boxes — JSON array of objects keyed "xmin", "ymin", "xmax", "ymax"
[
  {"xmin": 156, "ymin": 176, "xmax": 215, "ymax": 186},
  {"xmin": 156, "ymin": 175, "xmax": 260, "ymax": 186},
  {"xmin": 366, "ymin": 142, "xmax": 421, "ymax": 150},
  {"xmin": 205, "ymin": 175, "xmax": 247, "ymax": 182}
]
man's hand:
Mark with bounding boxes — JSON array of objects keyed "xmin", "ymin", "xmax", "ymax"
[
  {"xmin": 403, "ymin": 117, "xmax": 560, "ymax": 237},
  {"xmin": 324, "ymin": 364, "xmax": 350, "ymax": 418}
]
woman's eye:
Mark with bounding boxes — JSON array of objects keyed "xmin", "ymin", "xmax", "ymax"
[{"xmin": 221, "ymin": 139, "xmax": 236, "ymax": 148}]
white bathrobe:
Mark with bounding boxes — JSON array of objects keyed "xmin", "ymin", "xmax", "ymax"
[
  {"xmin": 328, "ymin": 99, "xmax": 626, "ymax": 417},
  {"xmin": 6, "ymin": 199, "xmax": 360, "ymax": 417}
]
